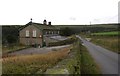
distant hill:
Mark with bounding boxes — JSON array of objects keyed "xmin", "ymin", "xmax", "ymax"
[{"xmin": 54, "ymin": 23, "xmax": 118, "ymax": 34}]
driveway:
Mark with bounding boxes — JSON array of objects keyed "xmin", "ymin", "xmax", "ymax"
[
  {"xmin": 76, "ymin": 35, "xmax": 119, "ymax": 74},
  {"xmin": 9, "ymin": 45, "xmax": 71, "ymax": 56}
]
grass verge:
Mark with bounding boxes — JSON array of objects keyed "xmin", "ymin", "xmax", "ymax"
[
  {"xmin": 90, "ymin": 36, "xmax": 119, "ymax": 53},
  {"xmin": 80, "ymin": 44, "xmax": 101, "ymax": 74}
]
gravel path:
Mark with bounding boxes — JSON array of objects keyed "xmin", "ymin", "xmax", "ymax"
[
  {"xmin": 9, "ymin": 45, "xmax": 71, "ymax": 56},
  {"xmin": 76, "ymin": 35, "xmax": 119, "ymax": 74}
]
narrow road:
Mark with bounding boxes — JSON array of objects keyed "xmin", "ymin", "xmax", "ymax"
[{"xmin": 76, "ymin": 35, "xmax": 118, "ymax": 74}]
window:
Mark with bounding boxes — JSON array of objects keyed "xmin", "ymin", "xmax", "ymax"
[
  {"xmin": 26, "ymin": 30, "xmax": 29, "ymax": 37},
  {"xmin": 58, "ymin": 31, "xmax": 59, "ymax": 34},
  {"xmin": 33, "ymin": 30, "xmax": 36, "ymax": 37},
  {"xmin": 46, "ymin": 31, "xmax": 47, "ymax": 34},
  {"xmin": 55, "ymin": 31, "xmax": 56, "ymax": 34},
  {"xmin": 49, "ymin": 31, "xmax": 51, "ymax": 34}
]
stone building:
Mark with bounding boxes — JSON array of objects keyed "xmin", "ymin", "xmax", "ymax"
[{"xmin": 19, "ymin": 19, "xmax": 60, "ymax": 47}]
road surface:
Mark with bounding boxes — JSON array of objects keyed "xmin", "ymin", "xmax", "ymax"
[{"xmin": 76, "ymin": 35, "xmax": 118, "ymax": 74}]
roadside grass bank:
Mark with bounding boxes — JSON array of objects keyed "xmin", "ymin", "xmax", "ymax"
[
  {"xmin": 90, "ymin": 36, "xmax": 119, "ymax": 53},
  {"xmin": 80, "ymin": 43, "xmax": 101, "ymax": 74}
]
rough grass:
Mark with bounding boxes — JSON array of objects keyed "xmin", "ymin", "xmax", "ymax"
[
  {"xmin": 45, "ymin": 41, "xmax": 81, "ymax": 74},
  {"xmin": 90, "ymin": 36, "xmax": 119, "ymax": 53},
  {"xmin": 2, "ymin": 44, "xmax": 27, "ymax": 54},
  {"xmin": 65, "ymin": 41, "xmax": 81, "ymax": 74},
  {"xmin": 2, "ymin": 47, "xmax": 70, "ymax": 74},
  {"xmin": 80, "ymin": 44, "xmax": 101, "ymax": 74}
]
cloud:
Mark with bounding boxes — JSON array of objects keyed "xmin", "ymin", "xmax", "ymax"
[
  {"xmin": 69, "ymin": 17, "xmax": 76, "ymax": 21},
  {"xmin": 92, "ymin": 15, "xmax": 118, "ymax": 24}
]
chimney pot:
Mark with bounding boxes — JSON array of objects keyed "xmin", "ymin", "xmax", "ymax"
[
  {"xmin": 48, "ymin": 22, "xmax": 51, "ymax": 25},
  {"xmin": 43, "ymin": 19, "xmax": 47, "ymax": 25}
]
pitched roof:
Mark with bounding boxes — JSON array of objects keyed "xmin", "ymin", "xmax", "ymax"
[{"xmin": 19, "ymin": 22, "xmax": 60, "ymax": 31}]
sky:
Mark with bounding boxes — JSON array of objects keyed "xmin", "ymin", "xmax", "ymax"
[{"xmin": 0, "ymin": 0, "xmax": 119, "ymax": 25}]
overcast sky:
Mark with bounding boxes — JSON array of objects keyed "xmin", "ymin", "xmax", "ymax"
[{"xmin": 0, "ymin": 0, "xmax": 119, "ymax": 25}]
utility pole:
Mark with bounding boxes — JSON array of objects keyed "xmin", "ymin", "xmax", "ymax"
[{"xmin": 90, "ymin": 21, "xmax": 91, "ymax": 25}]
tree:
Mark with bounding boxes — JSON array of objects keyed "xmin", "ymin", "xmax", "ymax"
[
  {"xmin": 6, "ymin": 35, "xmax": 17, "ymax": 44},
  {"xmin": 60, "ymin": 27, "xmax": 72, "ymax": 36}
]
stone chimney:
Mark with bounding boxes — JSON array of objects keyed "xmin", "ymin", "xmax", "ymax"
[
  {"xmin": 30, "ymin": 18, "xmax": 32, "ymax": 23},
  {"xmin": 48, "ymin": 22, "xmax": 51, "ymax": 25},
  {"xmin": 43, "ymin": 19, "xmax": 47, "ymax": 25}
]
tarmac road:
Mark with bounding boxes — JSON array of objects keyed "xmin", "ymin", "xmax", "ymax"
[{"xmin": 76, "ymin": 35, "xmax": 119, "ymax": 74}]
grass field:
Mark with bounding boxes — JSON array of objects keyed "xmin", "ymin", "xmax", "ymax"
[{"xmin": 91, "ymin": 31, "xmax": 119, "ymax": 36}]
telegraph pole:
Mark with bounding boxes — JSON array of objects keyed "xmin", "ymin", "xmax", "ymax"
[{"xmin": 90, "ymin": 21, "xmax": 91, "ymax": 25}]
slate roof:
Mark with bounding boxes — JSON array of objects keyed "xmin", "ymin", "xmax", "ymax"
[{"xmin": 19, "ymin": 22, "xmax": 60, "ymax": 31}]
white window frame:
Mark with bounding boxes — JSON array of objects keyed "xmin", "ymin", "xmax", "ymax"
[
  {"xmin": 33, "ymin": 30, "xmax": 36, "ymax": 37},
  {"xmin": 52, "ymin": 31, "xmax": 53, "ymax": 34},
  {"xmin": 46, "ymin": 31, "xmax": 47, "ymax": 34},
  {"xmin": 26, "ymin": 30, "xmax": 29, "ymax": 37},
  {"xmin": 49, "ymin": 31, "xmax": 51, "ymax": 34},
  {"xmin": 58, "ymin": 31, "xmax": 59, "ymax": 34}
]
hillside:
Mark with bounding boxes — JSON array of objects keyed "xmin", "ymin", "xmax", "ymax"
[{"xmin": 54, "ymin": 23, "xmax": 118, "ymax": 34}]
